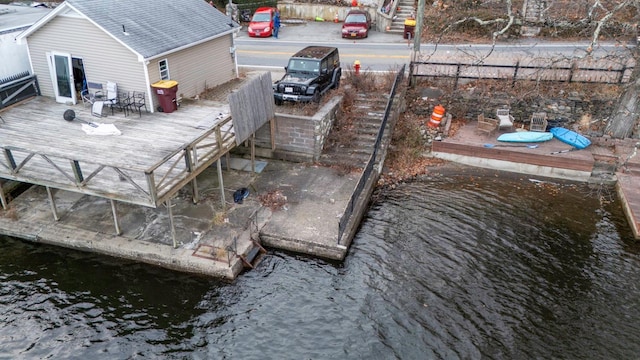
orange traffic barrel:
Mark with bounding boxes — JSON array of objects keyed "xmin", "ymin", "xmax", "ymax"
[{"xmin": 428, "ymin": 105, "xmax": 445, "ymax": 128}]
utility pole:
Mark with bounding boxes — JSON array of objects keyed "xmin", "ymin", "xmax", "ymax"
[
  {"xmin": 410, "ymin": 0, "xmax": 425, "ymax": 86},
  {"xmin": 413, "ymin": 0, "xmax": 425, "ymax": 52}
]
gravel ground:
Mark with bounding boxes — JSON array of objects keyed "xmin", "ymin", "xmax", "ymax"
[{"xmin": 200, "ymin": 70, "xmax": 333, "ymax": 116}]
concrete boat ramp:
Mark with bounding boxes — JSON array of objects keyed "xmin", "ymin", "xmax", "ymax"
[{"xmin": 0, "ymin": 159, "xmax": 362, "ymax": 280}]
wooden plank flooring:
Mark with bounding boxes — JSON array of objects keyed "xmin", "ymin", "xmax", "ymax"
[
  {"xmin": 0, "ymin": 96, "xmax": 235, "ymax": 207},
  {"xmin": 433, "ymin": 123, "xmax": 596, "ymax": 173}
]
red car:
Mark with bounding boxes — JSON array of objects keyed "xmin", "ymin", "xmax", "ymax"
[
  {"xmin": 248, "ymin": 7, "xmax": 277, "ymax": 38},
  {"xmin": 341, "ymin": 9, "xmax": 371, "ymax": 39}
]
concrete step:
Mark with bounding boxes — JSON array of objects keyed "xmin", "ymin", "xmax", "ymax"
[{"xmin": 320, "ymin": 90, "xmax": 390, "ymax": 168}]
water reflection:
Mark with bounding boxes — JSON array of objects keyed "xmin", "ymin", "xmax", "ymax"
[{"xmin": 1, "ymin": 167, "xmax": 640, "ymax": 359}]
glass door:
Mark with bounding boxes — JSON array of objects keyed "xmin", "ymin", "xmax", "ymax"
[{"xmin": 48, "ymin": 52, "xmax": 76, "ymax": 104}]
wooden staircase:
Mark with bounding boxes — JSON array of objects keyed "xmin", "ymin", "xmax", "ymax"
[
  {"xmin": 521, "ymin": 0, "xmax": 545, "ymax": 37},
  {"xmin": 522, "ymin": 0, "xmax": 546, "ymax": 23},
  {"xmin": 319, "ymin": 94, "xmax": 390, "ymax": 168},
  {"xmin": 387, "ymin": 0, "xmax": 416, "ymax": 35}
]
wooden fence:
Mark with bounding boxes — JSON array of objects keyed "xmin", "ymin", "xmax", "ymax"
[
  {"xmin": 229, "ymin": 72, "xmax": 274, "ymax": 145},
  {"xmin": 409, "ymin": 58, "xmax": 634, "ymax": 87}
]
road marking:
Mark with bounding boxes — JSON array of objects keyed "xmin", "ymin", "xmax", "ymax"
[{"xmin": 237, "ymin": 49, "xmax": 409, "ymax": 60}]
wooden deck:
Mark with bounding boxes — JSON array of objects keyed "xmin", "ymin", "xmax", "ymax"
[
  {"xmin": 0, "ymin": 96, "xmax": 235, "ymax": 208},
  {"xmin": 432, "ymin": 122, "xmax": 596, "ymax": 181}
]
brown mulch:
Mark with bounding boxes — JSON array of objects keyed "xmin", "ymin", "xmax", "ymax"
[
  {"xmin": 198, "ymin": 71, "xmax": 328, "ymax": 116},
  {"xmin": 199, "ymin": 77, "xmax": 247, "ymax": 102},
  {"xmin": 258, "ymin": 189, "xmax": 288, "ymax": 210}
]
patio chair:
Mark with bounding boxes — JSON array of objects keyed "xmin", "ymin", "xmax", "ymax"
[
  {"xmin": 129, "ymin": 91, "xmax": 148, "ymax": 117},
  {"xmin": 496, "ymin": 106, "xmax": 514, "ymax": 131},
  {"xmin": 110, "ymin": 91, "xmax": 132, "ymax": 116},
  {"xmin": 476, "ymin": 113, "xmax": 499, "ymax": 136},
  {"xmin": 101, "ymin": 81, "xmax": 129, "ymax": 116},
  {"xmin": 529, "ymin": 112, "xmax": 548, "ymax": 132},
  {"xmin": 81, "ymin": 81, "xmax": 104, "ymax": 108}
]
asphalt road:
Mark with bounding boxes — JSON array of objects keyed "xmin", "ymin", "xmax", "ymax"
[
  {"xmin": 234, "ymin": 21, "xmax": 635, "ymax": 72},
  {"xmin": 235, "ymin": 21, "xmax": 411, "ymax": 72}
]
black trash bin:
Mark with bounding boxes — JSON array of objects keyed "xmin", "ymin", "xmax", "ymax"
[
  {"xmin": 403, "ymin": 18, "xmax": 416, "ymax": 40},
  {"xmin": 151, "ymin": 80, "xmax": 179, "ymax": 113}
]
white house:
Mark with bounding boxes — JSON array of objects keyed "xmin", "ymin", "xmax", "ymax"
[
  {"xmin": 0, "ymin": 4, "xmax": 50, "ymax": 80},
  {"xmin": 17, "ymin": 0, "xmax": 241, "ymax": 111}
]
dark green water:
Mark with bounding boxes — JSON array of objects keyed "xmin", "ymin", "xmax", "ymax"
[{"xmin": 1, "ymin": 168, "xmax": 639, "ymax": 359}]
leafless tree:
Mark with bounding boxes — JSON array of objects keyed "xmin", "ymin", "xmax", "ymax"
[{"xmin": 413, "ymin": 0, "xmax": 640, "ymax": 138}]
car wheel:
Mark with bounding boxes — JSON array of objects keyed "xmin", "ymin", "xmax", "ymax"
[
  {"xmin": 334, "ymin": 77, "xmax": 340, "ymax": 89},
  {"xmin": 275, "ymin": 98, "xmax": 283, "ymax": 106},
  {"xmin": 312, "ymin": 90, "xmax": 321, "ymax": 103}
]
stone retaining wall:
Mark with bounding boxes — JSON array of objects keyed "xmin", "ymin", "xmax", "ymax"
[
  {"xmin": 453, "ymin": 91, "xmax": 619, "ymax": 134},
  {"xmin": 252, "ymin": 96, "xmax": 342, "ymax": 162},
  {"xmin": 278, "ymin": 1, "xmax": 377, "ymax": 23}
]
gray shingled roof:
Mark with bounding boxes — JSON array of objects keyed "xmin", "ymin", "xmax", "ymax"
[
  {"xmin": 66, "ymin": 0, "xmax": 239, "ymax": 59},
  {"xmin": 0, "ymin": 4, "xmax": 50, "ymax": 34}
]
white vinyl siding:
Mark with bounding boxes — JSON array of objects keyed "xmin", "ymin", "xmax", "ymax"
[
  {"xmin": 147, "ymin": 34, "xmax": 236, "ymax": 99},
  {"xmin": 27, "ymin": 14, "xmax": 236, "ymax": 103},
  {"xmin": 28, "ymin": 16, "xmax": 146, "ymax": 99}
]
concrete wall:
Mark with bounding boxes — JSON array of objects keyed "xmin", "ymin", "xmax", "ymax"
[
  {"xmin": 276, "ymin": 1, "xmax": 397, "ymax": 33},
  {"xmin": 278, "ymin": 2, "xmax": 377, "ymax": 23},
  {"xmin": 252, "ymin": 96, "xmax": 342, "ymax": 162}
]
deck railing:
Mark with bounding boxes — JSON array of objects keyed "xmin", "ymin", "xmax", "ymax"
[
  {"xmin": 0, "ymin": 115, "xmax": 235, "ymax": 209},
  {"xmin": 0, "ymin": 73, "xmax": 40, "ymax": 109}
]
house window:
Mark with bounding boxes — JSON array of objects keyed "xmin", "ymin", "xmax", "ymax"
[{"xmin": 159, "ymin": 59, "xmax": 170, "ymax": 80}]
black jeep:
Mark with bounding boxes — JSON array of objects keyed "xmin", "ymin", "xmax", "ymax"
[{"xmin": 273, "ymin": 46, "xmax": 341, "ymax": 105}]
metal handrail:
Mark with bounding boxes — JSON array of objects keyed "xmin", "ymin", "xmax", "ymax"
[{"xmin": 337, "ymin": 64, "xmax": 406, "ymax": 244}]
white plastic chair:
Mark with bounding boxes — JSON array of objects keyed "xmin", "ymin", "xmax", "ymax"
[
  {"xmin": 92, "ymin": 81, "xmax": 118, "ymax": 117},
  {"xmin": 496, "ymin": 107, "xmax": 514, "ymax": 130}
]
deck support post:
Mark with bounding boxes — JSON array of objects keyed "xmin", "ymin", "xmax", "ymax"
[
  {"xmin": 46, "ymin": 186, "xmax": 59, "ymax": 221},
  {"xmin": 0, "ymin": 180, "xmax": 7, "ymax": 210},
  {"xmin": 270, "ymin": 118, "xmax": 276, "ymax": 150},
  {"xmin": 191, "ymin": 177, "xmax": 199, "ymax": 205},
  {"xmin": 217, "ymin": 159, "xmax": 225, "ymax": 208},
  {"xmin": 185, "ymin": 147, "xmax": 199, "ymax": 205},
  {"xmin": 190, "ymin": 147, "xmax": 199, "ymax": 205},
  {"xmin": 110, "ymin": 199, "xmax": 122, "ymax": 235},
  {"xmin": 251, "ymin": 133, "xmax": 256, "ymax": 173},
  {"xmin": 167, "ymin": 198, "xmax": 177, "ymax": 248}
]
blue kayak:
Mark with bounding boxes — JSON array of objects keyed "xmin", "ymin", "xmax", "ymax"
[
  {"xmin": 497, "ymin": 131, "xmax": 553, "ymax": 143},
  {"xmin": 549, "ymin": 127, "xmax": 591, "ymax": 149}
]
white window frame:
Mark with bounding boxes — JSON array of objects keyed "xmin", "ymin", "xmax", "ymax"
[{"xmin": 159, "ymin": 59, "xmax": 170, "ymax": 80}]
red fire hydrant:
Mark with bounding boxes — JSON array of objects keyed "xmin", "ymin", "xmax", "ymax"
[{"xmin": 354, "ymin": 60, "xmax": 361, "ymax": 75}]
